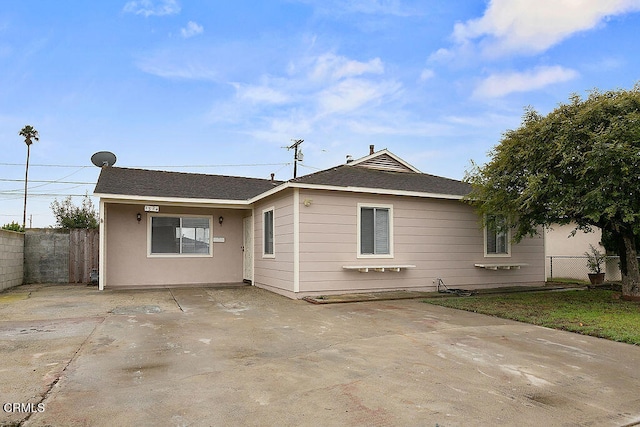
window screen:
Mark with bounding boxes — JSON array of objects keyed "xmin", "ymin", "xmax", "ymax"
[
  {"xmin": 360, "ymin": 207, "xmax": 390, "ymax": 255},
  {"xmin": 264, "ymin": 209, "xmax": 274, "ymax": 255},
  {"xmin": 486, "ymin": 215, "xmax": 508, "ymax": 255}
]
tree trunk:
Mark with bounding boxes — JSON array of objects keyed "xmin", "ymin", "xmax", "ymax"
[
  {"xmin": 23, "ymin": 144, "xmax": 30, "ymax": 230},
  {"xmin": 620, "ymin": 233, "xmax": 640, "ymax": 300}
]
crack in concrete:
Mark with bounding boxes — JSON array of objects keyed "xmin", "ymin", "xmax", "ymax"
[
  {"xmin": 169, "ymin": 289, "xmax": 185, "ymax": 313},
  {"xmin": 18, "ymin": 317, "xmax": 105, "ymax": 426}
]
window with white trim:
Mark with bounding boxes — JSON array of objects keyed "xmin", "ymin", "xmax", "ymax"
[
  {"xmin": 150, "ymin": 215, "xmax": 211, "ymax": 255},
  {"xmin": 485, "ymin": 214, "xmax": 509, "ymax": 256},
  {"xmin": 263, "ymin": 208, "xmax": 274, "ymax": 257},
  {"xmin": 358, "ymin": 204, "xmax": 392, "ymax": 257}
]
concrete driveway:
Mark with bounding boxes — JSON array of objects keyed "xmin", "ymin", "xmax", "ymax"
[{"xmin": 1, "ymin": 284, "xmax": 639, "ymax": 427}]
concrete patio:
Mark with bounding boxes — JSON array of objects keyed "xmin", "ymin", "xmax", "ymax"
[{"xmin": 1, "ymin": 283, "xmax": 639, "ymax": 426}]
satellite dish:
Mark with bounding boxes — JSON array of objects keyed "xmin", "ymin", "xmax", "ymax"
[{"xmin": 91, "ymin": 151, "xmax": 117, "ymax": 167}]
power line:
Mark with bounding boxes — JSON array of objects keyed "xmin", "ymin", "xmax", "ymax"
[
  {"xmin": 0, "ymin": 162, "xmax": 289, "ymax": 168},
  {"xmin": 0, "ymin": 193, "xmax": 92, "ymax": 198},
  {"xmin": 0, "ymin": 179, "xmax": 94, "ymax": 184},
  {"xmin": 131, "ymin": 163, "xmax": 290, "ymax": 168},
  {"xmin": 0, "ymin": 163, "xmax": 93, "ymax": 168}
]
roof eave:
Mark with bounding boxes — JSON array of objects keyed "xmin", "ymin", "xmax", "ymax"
[
  {"xmin": 248, "ymin": 182, "xmax": 466, "ymax": 202},
  {"xmin": 93, "ymin": 192, "xmax": 252, "ymax": 208}
]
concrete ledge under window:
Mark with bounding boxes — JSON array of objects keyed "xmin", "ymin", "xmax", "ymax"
[
  {"xmin": 474, "ymin": 263, "xmax": 529, "ymax": 270},
  {"xmin": 342, "ymin": 265, "xmax": 416, "ymax": 273}
]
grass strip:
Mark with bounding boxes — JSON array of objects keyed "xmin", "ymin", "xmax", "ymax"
[{"xmin": 425, "ymin": 289, "xmax": 640, "ymax": 345}]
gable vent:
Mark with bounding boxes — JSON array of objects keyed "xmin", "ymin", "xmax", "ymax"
[{"xmin": 356, "ymin": 153, "xmax": 415, "ymax": 173}]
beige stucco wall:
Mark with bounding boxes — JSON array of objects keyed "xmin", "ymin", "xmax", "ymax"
[
  {"xmin": 294, "ymin": 189, "xmax": 545, "ymax": 297},
  {"xmin": 104, "ymin": 203, "xmax": 248, "ymax": 288},
  {"xmin": 545, "ymin": 223, "xmax": 603, "ymax": 256},
  {"xmin": 544, "ymin": 223, "xmax": 611, "ymax": 281}
]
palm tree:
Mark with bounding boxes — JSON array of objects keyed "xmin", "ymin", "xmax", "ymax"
[{"xmin": 19, "ymin": 125, "xmax": 39, "ymax": 230}]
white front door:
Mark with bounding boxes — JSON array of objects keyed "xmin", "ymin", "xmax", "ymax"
[{"xmin": 243, "ymin": 216, "xmax": 253, "ymax": 283}]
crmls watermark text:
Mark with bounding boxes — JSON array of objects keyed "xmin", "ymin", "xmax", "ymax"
[{"xmin": 3, "ymin": 402, "xmax": 45, "ymax": 413}]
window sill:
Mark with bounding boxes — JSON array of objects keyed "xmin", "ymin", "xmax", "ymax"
[
  {"xmin": 148, "ymin": 253, "xmax": 212, "ymax": 258},
  {"xmin": 343, "ymin": 265, "xmax": 416, "ymax": 273},
  {"xmin": 474, "ymin": 263, "xmax": 528, "ymax": 270}
]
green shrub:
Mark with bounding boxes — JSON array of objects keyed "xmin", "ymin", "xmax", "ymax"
[{"xmin": 1, "ymin": 221, "xmax": 24, "ymax": 232}]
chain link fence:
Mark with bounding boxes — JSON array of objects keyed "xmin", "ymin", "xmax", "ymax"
[{"xmin": 546, "ymin": 256, "xmax": 629, "ymax": 282}]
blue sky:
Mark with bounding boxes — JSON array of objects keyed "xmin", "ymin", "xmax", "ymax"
[{"xmin": 2, "ymin": 0, "xmax": 640, "ymax": 227}]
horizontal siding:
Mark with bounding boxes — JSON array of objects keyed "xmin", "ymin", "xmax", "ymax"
[
  {"xmin": 297, "ymin": 189, "xmax": 544, "ymax": 296},
  {"xmin": 253, "ymin": 190, "xmax": 295, "ymax": 294}
]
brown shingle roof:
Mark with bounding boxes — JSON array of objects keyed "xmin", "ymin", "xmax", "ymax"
[
  {"xmin": 292, "ymin": 164, "xmax": 471, "ymax": 197},
  {"xmin": 94, "ymin": 167, "xmax": 281, "ymax": 201}
]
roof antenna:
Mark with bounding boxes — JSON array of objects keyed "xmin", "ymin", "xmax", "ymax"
[{"xmin": 284, "ymin": 139, "xmax": 303, "ymax": 178}]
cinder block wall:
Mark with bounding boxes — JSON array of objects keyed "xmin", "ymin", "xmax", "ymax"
[
  {"xmin": 24, "ymin": 229, "xmax": 69, "ymax": 284},
  {"xmin": 0, "ymin": 229, "xmax": 25, "ymax": 292}
]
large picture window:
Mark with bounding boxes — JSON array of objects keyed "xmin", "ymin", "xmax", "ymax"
[
  {"xmin": 150, "ymin": 215, "xmax": 211, "ymax": 256},
  {"xmin": 263, "ymin": 208, "xmax": 274, "ymax": 257},
  {"xmin": 485, "ymin": 214, "xmax": 509, "ymax": 256},
  {"xmin": 358, "ymin": 204, "xmax": 392, "ymax": 257}
]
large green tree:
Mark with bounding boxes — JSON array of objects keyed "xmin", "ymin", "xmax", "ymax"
[{"xmin": 465, "ymin": 84, "xmax": 640, "ymax": 300}]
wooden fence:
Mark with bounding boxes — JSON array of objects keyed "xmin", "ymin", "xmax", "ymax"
[{"xmin": 69, "ymin": 229, "xmax": 99, "ymax": 283}]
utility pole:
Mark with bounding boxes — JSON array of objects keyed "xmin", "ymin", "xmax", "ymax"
[{"xmin": 286, "ymin": 139, "xmax": 304, "ymax": 179}]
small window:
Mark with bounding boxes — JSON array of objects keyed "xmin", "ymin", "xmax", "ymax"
[
  {"xmin": 263, "ymin": 208, "xmax": 274, "ymax": 257},
  {"xmin": 485, "ymin": 214, "xmax": 509, "ymax": 256},
  {"xmin": 359, "ymin": 205, "xmax": 392, "ymax": 257},
  {"xmin": 150, "ymin": 216, "xmax": 211, "ymax": 256}
]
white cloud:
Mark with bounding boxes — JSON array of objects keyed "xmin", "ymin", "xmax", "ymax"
[
  {"xmin": 123, "ymin": 0, "xmax": 181, "ymax": 17},
  {"xmin": 309, "ymin": 53, "xmax": 384, "ymax": 82},
  {"xmin": 346, "ymin": 119, "xmax": 451, "ymax": 137},
  {"xmin": 419, "ymin": 68, "xmax": 435, "ymax": 81},
  {"xmin": 202, "ymin": 50, "xmax": 412, "ymax": 146},
  {"xmin": 452, "ymin": 0, "xmax": 640, "ymax": 57},
  {"xmin": 317, "ymin": 78, "xmax": 400, "ymax": 115},
  {"xmin": 296, "ymin": 0, "xmax": 414, "ymax": 17},
  {"xmin": 136, "ymin": 53, "xmax": 218, "ymax": 80},
  {"xmin": 473, "ymin": 65, "xmax": 579, "ymax": 98},
  {"xmin": 180, "ymin": 21, "xmax": 203, "ymax": 38},
  {"xmin": 231, "ymin": 83, "xmax": 291, "ymax": 105}
]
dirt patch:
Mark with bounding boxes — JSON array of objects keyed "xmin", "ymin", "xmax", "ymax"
[{"xmin": 110, "ymin": 305, "xmax": 162, "ymax": 315}]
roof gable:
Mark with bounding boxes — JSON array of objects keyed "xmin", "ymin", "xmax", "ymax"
[{"xmin": 349, "ymin": 149, "xmax": 420, "ymax": 173}]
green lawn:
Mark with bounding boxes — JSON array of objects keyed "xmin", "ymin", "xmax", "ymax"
[{"xmin": 424, "ymin": 289, "xmax": 640, "ymax": 345}]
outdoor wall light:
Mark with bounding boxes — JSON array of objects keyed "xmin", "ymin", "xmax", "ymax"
[
  {"xmin": 136, "ymin": 213, "xmax": 141, "ymax": 222},
  {"xmin": 219, "ymin": 216, "xmax": 224, "ymax": 225}
]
